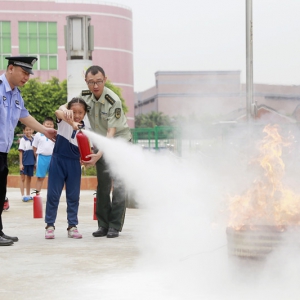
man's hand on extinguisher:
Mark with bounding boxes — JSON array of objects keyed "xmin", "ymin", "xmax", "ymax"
[{"xmin": 82, "ymin": 151, "xmax": 103, "ymax": 167}]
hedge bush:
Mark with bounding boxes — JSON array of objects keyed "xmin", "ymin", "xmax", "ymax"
[
  {"xmin": 8, "ymin": 149, "xmax": 19, "ymax": 174},
  {"xmin": 7, "ymin": 148, "xmax": 96, "ymax": 176}
]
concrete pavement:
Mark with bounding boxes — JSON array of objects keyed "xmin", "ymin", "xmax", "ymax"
[{"xmin": 0, "ymin": 188, "xmax": 140, "ymax": 300}]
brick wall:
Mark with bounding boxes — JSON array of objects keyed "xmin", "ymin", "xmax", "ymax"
[{"xmin": 7, "ymin": 175, "xmax": 97, "ymax": 191}]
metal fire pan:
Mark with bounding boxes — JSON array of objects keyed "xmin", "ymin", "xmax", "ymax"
[{"xmin": 226, "ymin": 226, "xmax": 287, "ymax": 258}]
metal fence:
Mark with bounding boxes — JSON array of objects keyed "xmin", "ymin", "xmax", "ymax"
[
  {"xmin": 131, "ymin": 126, "xmax": 182, "ymax": 156},
  {"xmin": 131, "ymin": 122, "xmax": 300, "ymax": 163}
]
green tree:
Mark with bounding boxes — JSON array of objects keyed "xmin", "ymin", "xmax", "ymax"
[
  {"xmin": 105, "ymin": 80, "xmax": 128, "ymax": 114},
  {"xmin": 16, "ymin": 77, "xmax": 127, "ymax": 134},
  {"xmin": 17, "ymin": 77, "xmax": 67, "ymax": 134},
  {"xmin": 135, "ymin": 111, "xmax": 172, "ymax": 128}
]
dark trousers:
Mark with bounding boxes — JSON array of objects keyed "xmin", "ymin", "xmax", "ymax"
[
  {"xmin": 95, "ymin": 156, "xmax": 126, "ymax": 231},
  {"xmin": 0, "ymin": 152, "xmax": 8, "ymax": 234},
  {"xmin": 45, "ymin": 154, "xmax": 81, "ymax": 227}
]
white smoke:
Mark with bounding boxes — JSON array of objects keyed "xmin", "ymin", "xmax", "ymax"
[{"xmin": 81, "ymin": 129, "xmax": 300, "ymax": 300}]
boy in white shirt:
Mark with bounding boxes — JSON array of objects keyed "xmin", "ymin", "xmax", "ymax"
[
  {"xmin": 32, "ymin": 117, "xmax": 55, "ymax": 196},
  {"xmin": 19, "ymin": 125, "xmax": 35, "ymax": 202}
]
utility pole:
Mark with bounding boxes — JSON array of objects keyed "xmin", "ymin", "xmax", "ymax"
[{"xmin": 246, "ymin": 0, "xmax": 256, "ymax": 121}]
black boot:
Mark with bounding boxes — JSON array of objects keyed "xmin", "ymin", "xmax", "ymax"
[
  {"xmin": 0, "ymin": 236, "xmax": 13, "ymax": 246},
  {"xmin": 107, "ymin": 228, "xmax": 119, "ymax": 238},
  {"xmin": 1, "ymin": 233, "xmax": 18, "ymax": 242}
]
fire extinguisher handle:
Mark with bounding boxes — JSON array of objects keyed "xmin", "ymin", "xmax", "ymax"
[
  {"xmin": 31, "ymin": 189, "xmax": 40, "ymax": 195},
  {"xmin": 78, "ymin": 123, "xmax": 84, "ymax": 130}
]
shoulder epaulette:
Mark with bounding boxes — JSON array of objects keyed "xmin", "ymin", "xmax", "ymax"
[
  {"xmin": 82, "ymin": 90, "xmax": 92, "ymax": 96},
  {"xmin": 105, "ymin": 94, "xmax": 116, "ymax": 105}
]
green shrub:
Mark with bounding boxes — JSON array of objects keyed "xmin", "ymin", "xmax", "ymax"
[
  {"xmin": 8, "ymin": 149, "xmax": 19, "ymax": 174},
  {"xmin": 7, "ymin": 147, "xmax": 97, "ymax": 176},
  {"xmin": 82, "ymin": 166, "xmax": 97, "ymax": 176}
]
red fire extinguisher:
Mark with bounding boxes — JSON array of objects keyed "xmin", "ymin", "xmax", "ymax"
[
  {"xmin": 31, "ymin": 190, "xmax": 43, "ymax": 219},
  {"xmin": 93, "ymin": 192, "xmax": 97, "ymax": 220},
  {"xmin": 76, "ymin": 125, "xmax": 92, "ymax": 161}
]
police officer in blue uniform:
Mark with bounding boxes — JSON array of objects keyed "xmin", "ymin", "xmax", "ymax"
[{"xmin": 0, "ymin": 56, "xmax": 57, "ymax": 246}]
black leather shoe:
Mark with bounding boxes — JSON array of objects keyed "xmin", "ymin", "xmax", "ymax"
[
  {"xmin": 0, "ymin": 236, "xmax": 13, "ymax": 246},
  {"xmin": 92, "ymin": 227, "xmax": 108, "ymax": 237},
  {"xmin": 1, "ymin": 234, "xmax": 18, "ymax": 242},
  {"xmin": 107, "ymin": 227, "xmax": 119, "ymax": 238}
]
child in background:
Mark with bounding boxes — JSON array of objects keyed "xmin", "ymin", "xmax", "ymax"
[
  {"xmin": 45, "ymin": 98, "xmax": 88, "ymax": 239},
  {"xmin": 18, "ymin": 125, "xmax": 35, "ymax": 202},
  {"xmin": 32, "ymin": 117, "xmax": 55, "ymax": 196}
]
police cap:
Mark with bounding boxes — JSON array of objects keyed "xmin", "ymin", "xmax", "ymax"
[{"xmin": 5, "ymin": 56, "xmax": 38, "ymax": 75}]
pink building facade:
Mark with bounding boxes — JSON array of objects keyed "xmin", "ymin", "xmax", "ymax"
[
  {"xmin": 0, "ymin": 0, "xmax": 134, "ymax": 127},
  {"xmin": 135, "ymin": 71, "xmax": 300, "ymax": 121},
  {"xmin": 135, "ymin": 71, "xmax": 243, "ymax": 118}
]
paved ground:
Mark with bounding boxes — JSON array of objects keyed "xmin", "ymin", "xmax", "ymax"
[
  {"xmin": 0, "ymin": 188, "xmax": 141, "ymax": 300},
  {"xmin": 2, "ymin": 188, "xmax": 298, "ymax": 300}
]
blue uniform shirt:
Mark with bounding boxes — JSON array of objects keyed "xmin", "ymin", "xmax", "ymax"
[{"xmin": 0, "ymin": 73, "xmax": 29, "ymax": 153}]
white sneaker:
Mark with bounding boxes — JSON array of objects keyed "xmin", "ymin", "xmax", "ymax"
[
  {"xmin": 45, "ymin": 226, "xmax": 55, "ymax": 239},
  {"xmin": 68, "ymin": 227, "xmax": 82, "ymax": 239}
]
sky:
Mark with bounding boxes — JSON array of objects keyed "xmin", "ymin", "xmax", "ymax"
[{"xmin": 107, "ymin": 0, "xmax": 300, "ymax": 92}]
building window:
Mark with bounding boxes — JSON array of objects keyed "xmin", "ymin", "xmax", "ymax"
[
  {"xmin": 0, "ymin": 21, "xmax": 11, "ymax": 70},
  {"xmin": 18, "ymin": 21, "xmax": 57, "ymax": 70}
]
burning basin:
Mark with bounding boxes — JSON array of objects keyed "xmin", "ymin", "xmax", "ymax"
[
  {"xmin": 226, "ymin": 226, "xmax": 290, "ymax": 259},
  {"xmin": 227, "ymin": 125, "xmax": 300, "ymax": 258}
]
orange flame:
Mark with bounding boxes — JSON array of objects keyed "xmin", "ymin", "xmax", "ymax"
[{"xmin": 228, "ymin": 124, "xmax": 300, "ymax": 231}]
